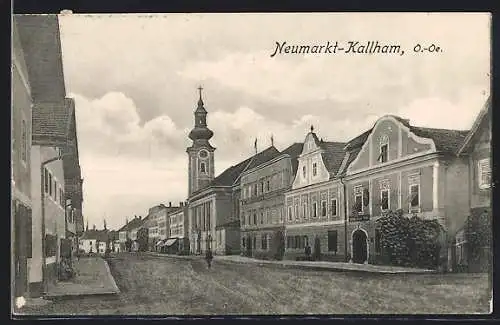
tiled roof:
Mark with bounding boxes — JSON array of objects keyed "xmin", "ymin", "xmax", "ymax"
[
  {"xmin": 410, "ymin": 126, "xmax": 469, "ymax": 154},
  {"xmin": 118, "ymin": 217, "xmax": 145, "ymax": 232},
  {"xmin": 343, "ymin": 116, "xmax": 469, "ymax": 154},
  {"xmin": 458, "ymin": 96, "xmax": 491, "ymax": 155},
  {"xmin": 281, "ymin": 143, "xmax": 304, "ymax": 177},
  {"xmin": 16, "ymin": 15, "xmax": 66, "ymax": 102},
  {"xmin": 319, "ymin": 141, "xmax": 347, "ymax": 177},
  {"xmin": 336, "ymin": 147, "xmax": 362, "ymax": 177},
  {"xmin": 32, "ymin": 100, "xmax": 73, "ymax": 145},
  {"xmin": 208, "ymin": 146, "xmax": 281, "ymax": 188},
  {"xmin": 344, "ymin": 129, "xmax": 371, "ymax": 151},
  {"xmin": 81, "ymin": 229, "xmax": 109, "ymax": 242}
]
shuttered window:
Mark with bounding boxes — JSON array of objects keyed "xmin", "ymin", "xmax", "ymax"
[{"xmin": 478, "ymin": 158, "xmax": 491, "ymax": 189}]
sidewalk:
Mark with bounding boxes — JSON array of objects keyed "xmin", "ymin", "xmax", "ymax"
[
  {"xmin": 44, "ymin": 256, "xmax": 120, "ymax": 299},
  {"xmin": 214, "ymin": 255, "xmax": 436, "ymax": 274}
]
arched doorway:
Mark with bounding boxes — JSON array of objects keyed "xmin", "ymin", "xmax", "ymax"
[
  {"xmin": 246, "ymin": 236, "xmax": 253, "ymax": 256},
  {"xmin": 352, "ymin": 229, "xmax": 368, "ymax": 264}
]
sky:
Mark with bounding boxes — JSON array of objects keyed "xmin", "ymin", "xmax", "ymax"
[{"xmin": 57, "ymin": 12, "xmax": 491, "ymax": 231}]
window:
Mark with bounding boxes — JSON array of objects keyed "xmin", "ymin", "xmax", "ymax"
[
  {"xmin": 200, "ymin": 162, "xmax": 206, "ymax": 173},
  {"xmin": 48, "ymin": 173, "xmax": 53, "ymax": 196},
  {"xmin": 53, "ymin": 180, "xmax": 57, "ymax": 199},
  {"xmin": 321, "ymin": 200, "xmax": 327, "ymax": 217},
  {"xmin": 261, "ymin": 234, "xmax": 268, "ymax": 250},
  {"xmin": 302, "ymin": 166, "xmax": 306, "ymax": 178},
  {"xmin": 253, "ymin": 184, "xmax": 258, "ymax": 196},
  {"xmin": 313, "ymin": 163, "xmax": 317, "ymax": 176},
  {"xmin": 379, "ymin": 134, "xmax": 389, "ymax": 163},
  {"xmin": 260, "ymin": 212, "xmax": 264, "ymax": 224},
  {"xmin": 266, "ymin": 180, "xmax": 270, "ymax": 192},
  {"xmin": 381, "ymin": 189, "xmax": 389, "ymax": 211},
  {"xmin": 410, "ymin": 184, "xmax": 420, "ymax": 210},
  {"xmin": 21, "ymin": 120, "xmax": 27, "ymax": 162},
  {"xmin": 312, "ymin": 202, "xmax": 318, "ymax": 218},
  {"xmin": 253, "ymin": 212, "xmax": 257, "ymax": 224},
  {"xmin": 44, "ymin": 168, "xmax": 49, "ymax": 193},
  {"xmin": 331, "ymin": 199, "xmax": 337, "ymax": 216},
  {"xmin": 242, "ymin": 237, "xmax": 246, "ymax": 248},
  {"xmin": 302, "ymin": 203, "xmax": 307, "ymax": 219},
  {"xmin": 328, "ymin": 230, "xmax": 337, "ymax": 252},
  {"xmin": 294, "ymin": 204, "xmax": 299, "ymax": 220},
  {"xmin": 354, "ymin": 186, "xmax": 363, "ymax": 213},
  {"xmin": 253, "ymin": 236, "xmax": 256, "ymax": 249},
  {"xmin": 478, "ymin": 158, "xmax": 491, "ymax": 189},
  {"xmin": 288, "ymin": 206, "xmax": 293, "ymax": 221}
]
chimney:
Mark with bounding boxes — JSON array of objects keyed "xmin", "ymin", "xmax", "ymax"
[
  {"xmin": 169, "ymin": 202, "xmax": 172, "ymax": 207},
  {"xmin": 93, "ymin": 224, "xmax": 96, "ymax": 230},
  {"xmin": 180, "ymin": 202, "xmax": 184, "ymax": 207}
]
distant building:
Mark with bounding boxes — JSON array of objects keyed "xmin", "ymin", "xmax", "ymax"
[
  {"xmin": 79, "ymin": 228, "xmax": 106, "ymax": 254},
  {"xmin": 164, "ymin": 203, "xmax": 189, "ymax": 254},
  {"xmin": 117, "ymin": 216, "xmax": 145, "ymax": 252},
  {"xmin": 144, "ymin": 203, "xmax": 179, "ymax": 251}
]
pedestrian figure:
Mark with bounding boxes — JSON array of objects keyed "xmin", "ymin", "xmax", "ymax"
[
  {"xmin": 304, "ymin": 243, "xmax": 312, "ymax": 261},
  {"xmin": 205, "ymin": 249, "xmax": 213, "ymax": 269}
]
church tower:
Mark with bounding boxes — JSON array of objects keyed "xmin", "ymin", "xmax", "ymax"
[{"xmin": 187, "ymin": 86, "xmax": 215, "ymax": 196}]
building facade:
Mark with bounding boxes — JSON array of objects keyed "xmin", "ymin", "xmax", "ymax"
[
  {"xmin": 16, "ymin": 15, "xmax": 76, "ymax": 297},
  {"xmin": 240, "ymin": 143, "xmax": 302, "ymax": 259},
  {"xmin": 456, "ymin": 97, "xmax": 492, "ymax": 272},
  {"xmin": 12, "ymin": 16, "xmax": 33, "ymax": 299},
  {"xmin": 284, "ymin": 129, "xmax": 348, "ymax": 261},
  {"xmin": 344, "ymin": 115, "xmax": 470, "ymax": 268},
  {"xmin": 166, "ymin": 203, "xmax": 189, "ymax": 253}
]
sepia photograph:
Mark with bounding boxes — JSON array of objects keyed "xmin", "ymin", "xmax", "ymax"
[{"xmin": 11, "ymin": 12, "xmax": 491, "ymax": 316}]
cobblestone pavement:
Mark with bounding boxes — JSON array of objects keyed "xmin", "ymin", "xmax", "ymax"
[{"xmin": 17, "ymin": 253, "xmax": 491, "ymax": 316}]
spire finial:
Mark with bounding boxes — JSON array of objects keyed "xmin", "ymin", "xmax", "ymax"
[
  {"xmin": 197, "ymin": 85, "xmax": 204, "ymax": 106},
  {"xmin": 254, "ymin": 137, "xmax": 258, "ymax": 154},
  {"xmin": 271, "ymin": 134, "xmax": 274, "ymax": 147},
  {"xmin": 310, "ymin": 125, "xmax": 314, "ymax": 132}
]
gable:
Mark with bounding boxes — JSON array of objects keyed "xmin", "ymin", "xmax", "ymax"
[
  {"xmin": 347, "ymin": 116, "xmax": 436, "ymax": 174},
  {"xmin": 302, "ymin": 133, "xmax": 320, "ymax": 154},
  {"xmin": 292, "ymin": 133, "xmax": 329, "ymax": 189}
]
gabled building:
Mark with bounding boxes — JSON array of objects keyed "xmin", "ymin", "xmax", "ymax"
[
  {"xmin": 144, "ymin": 203, "xmax": 179, "ymax": 251},
  {"xmin": 344, "ymin": 115, "xmax": 469, "ymax": 268},
  {"xmin": 455, "ymin": 97, "xmax": 492, "ymax": 272},
  {"xmin": 118, "ymin": 216, "xmax": 145, "ymax": 252},
  {"xmin": 284, "ymin": 127, "xmax": 347, "ymax": 261},
  {"xmin": 240, "ymin": 142, "xmax": 302, "ymax": 259},
  {"xmin": 15, "ymin": 14, "xmax": 78, "ymax": 298},
  {"xmin": 79, "ymin": 227, "xmax": 109, "ymax": 254}
]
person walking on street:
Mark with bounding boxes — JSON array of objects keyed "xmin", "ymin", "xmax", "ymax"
[{"xmin": 205, "ymin": 248, "xmax": 213, "ymax": 269}]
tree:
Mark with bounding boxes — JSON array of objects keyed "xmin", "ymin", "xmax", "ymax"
[{"xmin": 376, "ymin": 209, "xmax": 443, "ymax": 269}]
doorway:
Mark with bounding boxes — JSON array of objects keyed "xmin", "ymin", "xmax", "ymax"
[
  {"xmin": 352, "ymin": 229, "xmax": 368, "ymax": 264},
  {"xmin": 14, "ymin": 202, "xmax": 29, "ymax": 298}
]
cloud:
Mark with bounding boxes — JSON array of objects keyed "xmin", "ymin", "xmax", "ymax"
[{"xmin": 58, "ymin": 13, "xmax": 490, "ymax": 231}]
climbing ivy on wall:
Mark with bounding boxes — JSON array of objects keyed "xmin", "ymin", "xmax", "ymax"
[{"xmin": 376, "ymin": 209, "xmax": 444, "ymax": 269}]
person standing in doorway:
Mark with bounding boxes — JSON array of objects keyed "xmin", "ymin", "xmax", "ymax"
[{"xmin": 205, "ymin": 248, "xmax": 213, "ymax": 269}]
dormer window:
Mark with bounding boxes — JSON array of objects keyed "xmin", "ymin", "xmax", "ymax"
[
  {"xmin": 302, "ymin": 166, "xmax": 306, "ymax": 178},
  {"xmin": 379, "ymin": 134, "xmax": 389, "ymax": 163},
  {"xmin": 312, "ymin": 162, "xmax": 317, "ymax": 176}
]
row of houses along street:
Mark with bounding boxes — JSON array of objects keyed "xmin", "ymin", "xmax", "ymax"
[
  {"xmin": 12, "ymin": 15, "xmax": 84, "ymax": 301},
  {"xmin": 87, "ymin": 86, "xmax": 491, "ymax": 274}
]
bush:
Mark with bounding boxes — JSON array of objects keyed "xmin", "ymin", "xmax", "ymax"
[{"xmin": 376, "ymin": 209, "xmax": 444, "ymax": 269}]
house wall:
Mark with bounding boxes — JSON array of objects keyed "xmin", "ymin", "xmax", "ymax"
[
  {"xmin": 12, "ymin": 21, "xmax": 33, "ymax": 299},
  {"xmin": 29, "ymin": 146, "xmax": 66, "ymax": 291},
  {"xmin": 444, "ymin": 158, "xmax": 471, "ymax": 238},
  {"xmin": 79, "ymin": 239, "xmax": 98, "ymax": 254},
  {"xmin": 469, "ymin": 125, "xmax": 491, "ymax": 210}
]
